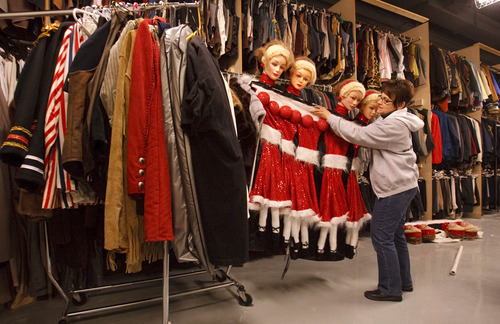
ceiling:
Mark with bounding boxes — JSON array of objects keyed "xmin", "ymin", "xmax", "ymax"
[{"xmin": 303, "ymin": 0, "xmax": 500, "ymax": 66}]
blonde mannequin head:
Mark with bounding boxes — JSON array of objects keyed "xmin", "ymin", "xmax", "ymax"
[
  {"xmin": 255, "ymin": 40, "xmax": 294, "ymax": 80},
  {"xmin": 289, "ymin": 56, "xmax": 317, "ymax": 90}
]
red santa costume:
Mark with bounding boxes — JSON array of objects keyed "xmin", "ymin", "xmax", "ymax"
[
  {"xmin": 316, "ymin": 104, "xmax": 350, "ymax": 256},
  {"xmin": 249, "ymin": 74, "xmax": 291, "ymax": 212},
  {"xmin": 251, "ymin": 82, "xmax": 323, "ymax": 255},
  {"xmin": 275, "ymin": 90, "xmax": 300, "ymax": 244}
]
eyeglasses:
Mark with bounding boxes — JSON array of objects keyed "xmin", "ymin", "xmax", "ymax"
[{"xmin": 378, "ymin": 95, "xmax": 394, "ymax": 104}]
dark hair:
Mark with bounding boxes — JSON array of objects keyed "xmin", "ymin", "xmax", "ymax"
[{"xmin": 381, "ymin": 79, "xmax": 415, "ymax": 108}]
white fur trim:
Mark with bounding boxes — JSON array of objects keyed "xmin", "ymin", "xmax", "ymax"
[
  {"xmin": 249, "ymin": 195, "xmax": 292, "ymax": 209},
  {"xmin": 296, "ymin": 147, "xmax": 320, "ymax": 166},
  {"xmin": 340, "ymin": 81, "xmax": 366, "ymax": 99},
  {"xmin": 262, "ymin": 44, "xmax": 293, "ymax": 69},
  {"xmin": 290, "ymin": 208, "xmax": 317, "ymax": 219},
  {"xmin": 260, "ymin": 124, "xmax": 281, "ymax": 146},
  {"xmin": 322, "ymin": 154, "xmax": 349, "ymax": 171},
  {"xmin": 351, "ymin": 157, "xmax": 362, "ymax": 172},
  {"xmin": 316, "ymin": 221, "xmax": 333, "ymax": 228},
  {"xmin": 294, "ymin": 59, "xmax": 317, "ymax": 84},
  {"xmin": 330, "ymin": 214, "xmax": 348, "ymax": 225},
  {"xmin": 281, "ymin": 139, "xmax": 296, "ymax": 156}
]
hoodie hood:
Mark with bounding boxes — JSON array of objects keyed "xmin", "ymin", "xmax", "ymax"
[{"xmin": 391, "ymin": 108, "xmax": 425, "ymax": 132}]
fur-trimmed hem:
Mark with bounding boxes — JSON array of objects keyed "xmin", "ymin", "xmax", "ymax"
[
  {"xmin": 249, "ymin": 197, "xmax": 292, "ymax": 210},
  {"xmin": 347, "ymin": 213, "xmax": 372, "ymax": 227},
  {"xmin": 316, "ymin": 221, "xmax": 333, "ymax": 228},
  {"xmin": 268, "ymin": 199, "xmax": 292, "ymax": 208},
  {"xmin": 289, "ymin": 208, "xmax": 317, "ymax": 219},
  {"xmin": 331, "ymin": 214, "xmax": 348, "ymax": 225}
]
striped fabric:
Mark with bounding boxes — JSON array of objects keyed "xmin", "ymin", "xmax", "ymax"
[{"xmin": 42, "ymin": 24, "xmax": 84, "ymax": 209}]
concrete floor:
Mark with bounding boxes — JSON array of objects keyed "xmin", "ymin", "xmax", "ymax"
[{"xmin": 1, "ymin": 213, "xmax": 500, "ymax": 324}]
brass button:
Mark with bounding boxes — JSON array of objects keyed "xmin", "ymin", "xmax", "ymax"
[
  {"xmin": 138, "ymin": 181, "xmax": 145, "ymax": 189},
  {"xmin": 138, "ymin": 169, "xmax": 145, "ymax": 176},
  {"xmin": 138, "ymin": 157, "xmax": 145, "ymax": 164}
]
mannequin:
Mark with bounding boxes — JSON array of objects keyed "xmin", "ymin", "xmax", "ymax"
[
  {"xmin": 282, "ymin": 56, "xmax": 321, "ymax": 258},
  {"xmin": 249, "ymin": 40, "xmax": 293, "ymax": 253},
  {"xmin": 316, "ymin": 80, "xmax": 365, "ymax": 261},
  {"xmin": 344, "ymin": 90, "xmax": 379, "ymax": 258}
]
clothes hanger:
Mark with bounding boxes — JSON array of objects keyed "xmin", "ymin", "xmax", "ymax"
[
  {"xmin": 73, "ymin": 8, "xmax": 100, "ymax": 36},
  {"xmin": 186, "ymin": 2, "xmax": 201, "ymax": 41}
]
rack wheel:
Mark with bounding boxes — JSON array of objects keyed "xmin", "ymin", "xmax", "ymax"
[
  {"xmin": 70, "ymin": 292, "xmax": 87, "ymax": 306},
  {"xmin": 237, "ymin": 291, "xmax": 253, "ymax": 306},
  {"xmin": 214, "ymin": 271, "xmax": 227, "ymax": 282}
]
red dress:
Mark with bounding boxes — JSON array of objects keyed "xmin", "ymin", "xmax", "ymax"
[
  {"xmin": 277, "ymin": 109, "xmax": 298, "ymax": 216},
  {"xmin": 318, "ymin": 104, "xmax": 350, "ymax": 226},
  {"xmin": 293, "ymin": 117, "xmax": 321, "ymax": 222},
  {"xmin": 249, "ymin": 76, "xmax": 291, "ymax": 210}
]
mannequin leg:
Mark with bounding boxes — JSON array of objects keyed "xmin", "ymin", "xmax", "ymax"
[
  {"xmin": 329, "ymin": 224, "xmax": 344, "ymax": 261},
  {"xmin": 290, "ymin": 218, "xmax": 301, "ymax": 259},
  {"xmin": 345, "ymin": 223, "xmax": 352, "ymax": 247},
  {"xmin": 328, "ymin": 224, "xmax": 338, "ymax": 251},
  {"xmin": 300, "ymin": 221, "xmax": 309, "ymax": 247},
  {"xmin": 258, "ymin": 206, "xmax": 269, "ymax": 232},
  {"xmin": 282, "ymin": 214, "xmax": 292, "ymax": 242},
  {"xmin": 316, "ymin": 226, "xmax": 329, "ymax": 260},
  {"xmin": 270, "ymin": 207, "xmax": 281, "ymax": 254},
  {"xmin": 270, "ymin": 207, "xmax": 280, "ymax": 233},
  {"xmin": 345, "ymin": 222, "xmax": 360, "ymax": 259}
]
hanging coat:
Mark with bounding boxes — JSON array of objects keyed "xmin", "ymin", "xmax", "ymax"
[{"xmin": 181, "ymin": 35, "xmax": 249, "ymax": 266}]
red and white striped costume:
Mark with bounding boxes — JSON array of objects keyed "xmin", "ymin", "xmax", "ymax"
[{"xmin": 43, "ymin": 24, "xmax": 86, "ymax": 209}]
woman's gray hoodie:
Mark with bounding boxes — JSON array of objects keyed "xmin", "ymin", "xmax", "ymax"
[{"xmin": 326, "ymin": 107, "xmax": 425, "ymax": 198}]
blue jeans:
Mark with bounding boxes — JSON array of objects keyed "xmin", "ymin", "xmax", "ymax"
[{"xmin": 370, "ymin": 187, "xmax": 417, "ymax": 296}]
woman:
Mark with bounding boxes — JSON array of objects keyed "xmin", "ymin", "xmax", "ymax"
[{"xmin": 312, "ymin": 79, "xmax": 424, "ymax": 302}]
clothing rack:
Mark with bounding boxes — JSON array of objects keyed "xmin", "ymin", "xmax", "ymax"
[
  {"xmin": 0, "ymin": 2, "xmax": 200, "ymax": 20},
  {"xmin": 357, "ymin": 21, "xmax": 421, "ymax": 44},
  {"xmin": 2, "ymin": 2, "xmax": 253, "ymax": 323}
]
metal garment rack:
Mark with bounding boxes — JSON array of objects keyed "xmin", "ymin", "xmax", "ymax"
[
  {"xmin": 44, "ymin": 223, "xmax": 251, "ymax": 324},
  {"xmin": 2, "ymin": 3, "xmax": 252, "ymax": 323}
]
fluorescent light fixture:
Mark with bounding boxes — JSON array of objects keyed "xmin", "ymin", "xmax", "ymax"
[{"xmin": 475, "ymin": 0, "xmax": 500, "ymax": 9}]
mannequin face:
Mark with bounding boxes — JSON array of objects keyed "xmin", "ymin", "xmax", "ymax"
[
  {"xmin": 263, "ymin": 55, "xmax": 288, "ymax": 80},
  {"xmin": 290, "ymin": 68, "xmax": 312, "ymax": 90},
  {"xmin": 339, "ymin": 90, "xmax": 364, "ymax": 111},
  {"xmin": 360, "ymin": 101, "xmax": 378, "ymax": 120}
]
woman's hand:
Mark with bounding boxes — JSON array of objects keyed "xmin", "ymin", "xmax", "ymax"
[{"xmin": 311, "ymin": 105, "xmax": 332, "ymax": 120}]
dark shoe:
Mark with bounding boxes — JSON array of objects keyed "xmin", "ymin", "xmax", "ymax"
[
  {"xmin": 344, "ymin": 244, "xmax": 355, "ymax": 259},
  {"xmin": 290, "ymin": 241, "xmax": 300, "ymax": 260},
  {"xmin": 328, "ymin": 250, "xmax": 345, "ymax": 261},
  {"xmin": 364, "ymin": 289, "xmax": 402, "ymax": 302},
  {"xmin": 298, "ymin": 242, "xmax": 311, "ymax": 259},
  {"xmin": 316, "ymin": 249, "xmax": 327, "ymax": 261},
  {"xmin": 271, "ymin": 232, "xmax": 281, "ymax": 255},
  {"xmin": 402, "ymin": 285, "xmax": 413, "ymax": 292}
]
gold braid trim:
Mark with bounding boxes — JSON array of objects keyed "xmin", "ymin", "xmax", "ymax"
[
  {"xmin": 34, "ymin": 22, "xmax": 60, "ymax": 46},
  {"xmin": 1, "ymin": 141, "xmax": 28, "ymax": 152},
  {"xmin": 10, "ymin": 126, "xmax": 32, "ymax": 137}
]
